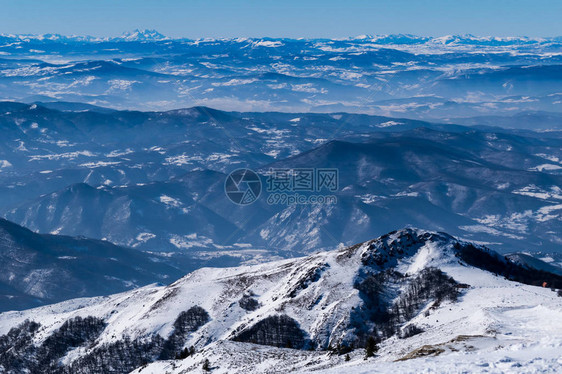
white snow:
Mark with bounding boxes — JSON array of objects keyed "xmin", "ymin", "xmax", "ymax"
[
  {"xmin": 512, "ymin": 185, "xmax": 562, "ymax": 200},
  {"xmin": 252, "ymin": 40, "xmax": 284, "ymax": 48},
  {"xmin": 28, "ymin": 150, "xmax": 96, "ymax": 161},
  {"xmin": 159, "ymin": 195, "xmax": 183, "ymax": 208},
  {"xmin": 377, "ymin": 120, "xmax": 404, "ymax": 128},
  {"xmin": 0, "ymin": 160, "xmax": 12, "ymax": 169},
  {"xmin": 529, "ymin": 164, "xmax": 562, "ymax": 172}
]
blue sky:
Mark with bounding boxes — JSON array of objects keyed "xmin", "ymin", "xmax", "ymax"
[{"xmin": 1, "ymin": 0, "xmax": 561, "ymax": 38}]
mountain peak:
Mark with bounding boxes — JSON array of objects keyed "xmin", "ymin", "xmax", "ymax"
[{"xmin": 118, "ymin": 29, "xmax": 168, "ymax": 41}]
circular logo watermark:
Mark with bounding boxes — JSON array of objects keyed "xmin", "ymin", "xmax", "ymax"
[{"xmin": 224, "ymin": 168, "xmax": 262, "ymax": 205}]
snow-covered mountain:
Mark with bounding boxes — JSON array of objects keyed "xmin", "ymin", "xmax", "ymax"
[
  {"xmin": 1, "ymin": 228, "xmax": 560, "ymax": 373},
  {"xmin": 0, "ymin": 29, "xmax": 168, "ymax": 43},
  {"xmin": 1, "ymin": 31, "xmax": 560, "ymax": 46},
  {"xmin": 117, "ymin": 29, "xmax": 168, "ymax": 42}
]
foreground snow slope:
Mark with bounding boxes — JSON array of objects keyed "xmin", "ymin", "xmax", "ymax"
[
  {"xmin": 0, "ymin": 228, "xmax": 561, "ymax": 373},
  {"xmin": 133, "ymin": 250, "xmax": 562, "ymax": 374}
]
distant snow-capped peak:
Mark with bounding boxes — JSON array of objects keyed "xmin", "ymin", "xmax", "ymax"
[
  {"xmin": 0, "ymin": 29, "xmax": 170, "ymax": 43},
  {"xmin": 0, "ymin": 32, "xmax": 558, "ymax": 46},
  {"xmin": 117, "ymin": 29, "xmax": 169, "ymax": 42}
]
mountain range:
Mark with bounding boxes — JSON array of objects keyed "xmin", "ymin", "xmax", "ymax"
[
  {"xmin": 1, "ymin": 32, "xmax": 562, "ymax": 119},
  {"xmin": 1, "ymin": 31, "xmax": 562, "ymax": 373},
  {"xmin": 2, "ymin": 30, "xmax": 561, "ymax": 44},
  {"xmin": 1, "ymin": 102, "xmax": 561, "ymax": 258}
]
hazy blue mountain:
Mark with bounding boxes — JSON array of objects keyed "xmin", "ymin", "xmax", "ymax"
[
  {"xmin": 1, "ymin": 33, "xmax": 562, "ymax": 119},
  {"xmin": 2, "ymin": 104, "xmax": 561, "ymax": 256},
  {"xmin": 450, "ymin": 111, "xmax": 562, "ymax": 131},
  {"xmin": 0, "ymin": 218, "xmax": 189, "ymax": 312},
  {"xmin": 0, "ymin": 101, "xmax": 465, "ymax": 210}
]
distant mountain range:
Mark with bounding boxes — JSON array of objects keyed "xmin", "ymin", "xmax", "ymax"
[
  {"xmin": 1, "ymin": 102, "xmax": 562, "ymax": 257},
  {"xmin": 1, "ymin": 30, "xmax": 561, "ymax": 45},
  {"xmin": 0, "ymin": 29, "xmax": 168, "ymax": 42},
  {"xmin": 1, "ymin": 33, "xmax": 562, "ymax": 116}
]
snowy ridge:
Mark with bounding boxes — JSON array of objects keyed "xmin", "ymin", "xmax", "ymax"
[
  {"xmin": 0, "ymin": 228, "xmax": 561, "ymax": 373},
  {"xmin": 0, "ymin": 29, "xmax": 168, "ymax": 43},
  {"xmin": 1, "ymin": 31, "xmax": 560, "ymax": 46}
]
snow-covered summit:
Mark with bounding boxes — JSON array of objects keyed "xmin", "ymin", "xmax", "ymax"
[
  {"xmin": 0, "ymin": 29, "xmax": 169, "ymax": 43},
  {"xmin": 0, "ymin": 228, "xmax": 560, "ymax": 373},
  {"xmin": 116, "ymin": 29, "xmax": 169, "ymax": 42}
]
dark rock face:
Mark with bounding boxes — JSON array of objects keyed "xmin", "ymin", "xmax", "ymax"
[
  {"xmin": 360, "ymin": 230, "xmax": 452, "ymax": 269},
  {"xmin": 233, "ymin": 315, "xmax": 307, "ymax": 349}
]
